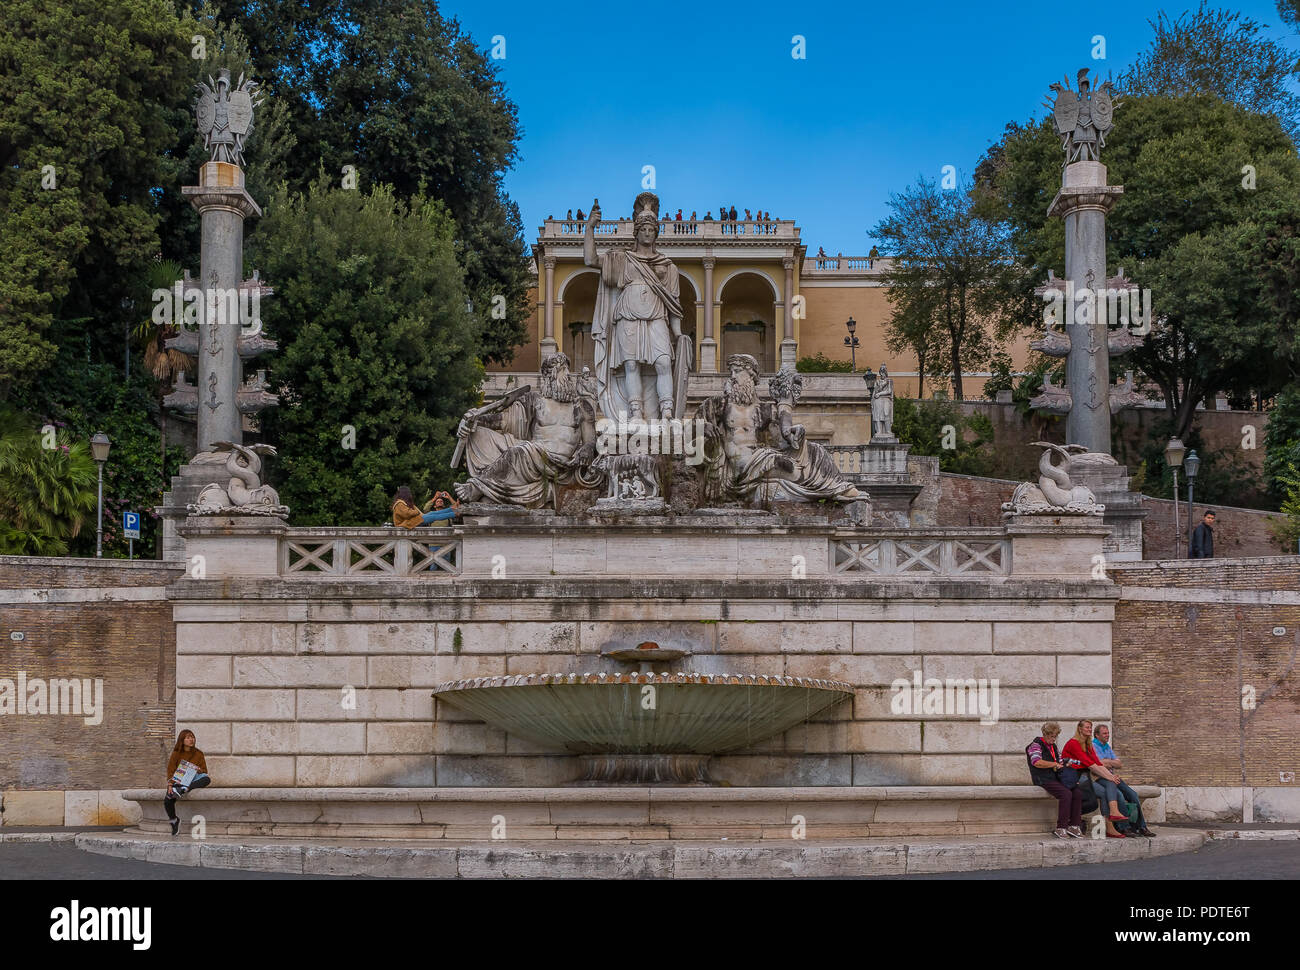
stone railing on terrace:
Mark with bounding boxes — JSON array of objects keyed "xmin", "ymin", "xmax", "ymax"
[
  {"xmin": 281, "ymin": 527, "xmax": 461, "ymax": 577},
  {"xmin": 830, "ymin": 531, "xmax": 1010, "ymax": 576},
  {"xmin": 271, "ymin": 525, "xmax": 1012, "ymax": 580},
  {"xmin": 826, "ymin": 444, "xmax": 909, "ymax": 482},
  {"xmin": 540, "ymin": 218, "xmax": 799, "ymax": 243},
  {"xmin": 256, "ymin": 525, "xmax": 1045, "ymax": 577},
  {"xmin": 178, "ymin": 517, "xmax": 1109, "ymax": 585},
  {"xmin": 801, "ymin": 255, "xmax": 894, "ymax": 278}
]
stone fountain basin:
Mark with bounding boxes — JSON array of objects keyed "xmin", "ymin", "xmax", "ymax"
[{"xmin": 431, "ymin": 672, "xmax": 853, "ymax": 755}]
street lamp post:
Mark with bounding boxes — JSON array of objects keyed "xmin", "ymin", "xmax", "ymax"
[
  {"xmin": 1185, "ymin": 449, "xmax": 1201, "ymax": 555},
  {"xmin": 90, "ymin": 432, "xmax": 111, "ymax": 558},
  {"xmin": 843, "ymin": 317, "xmax": 859, "ymax": 372},
  {"xmin": 1164, "ymin": 437, "xmax": 1185, "ymax": 558}
]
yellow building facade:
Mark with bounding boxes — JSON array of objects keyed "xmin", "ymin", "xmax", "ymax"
[{"xmin": 492, "ymin": 214, "xmax": 1025, "ymax": 400}]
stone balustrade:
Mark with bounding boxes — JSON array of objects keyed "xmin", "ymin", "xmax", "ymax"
[
  {"xmin": 178, "ymin": 516, "xmax": 1110, "ymax": 584},
  {"xmin": 282, "ymin": 529, "xmax": 461, "ymax": 577},
  {"xmin": 540, "ymin": 218, "xmax": 798, "ymax": 242},
  {"xmin": 831, "ymin": 533, "xmax": 1010, "ymax": 576}
]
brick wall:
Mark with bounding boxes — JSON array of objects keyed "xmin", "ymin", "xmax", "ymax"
[
  {"xmin": 937, "ymin": 473, "xmax": 1286, "ymax": 559},
  {"xmin": 0, "ymin": 557, "xmax": 182, "ymax": 796},
  {"xmin": 1111, "ymin": 558, "xmax": 1300, "ymax": 790},
  {"xmin": 951, "ymin": 401, "xmax": 1271, "ymax": 493}
]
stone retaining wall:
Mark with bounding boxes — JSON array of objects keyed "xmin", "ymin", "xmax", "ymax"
[
  {"xmin": 169, "ymin": 517, "xmax": 1117, "ymax": 790},
  {"xmin": 0, "ymin": 557, "xmax": 183, "ymax": 825}
]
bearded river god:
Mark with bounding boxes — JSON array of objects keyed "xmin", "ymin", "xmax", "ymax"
[
  {"xmin": 453, "ymin": 353, "xmax": 602, "ymax": 509},
  {"xmin": 584, "ymin": 192, "xmax": 686, "ymax": 421}
]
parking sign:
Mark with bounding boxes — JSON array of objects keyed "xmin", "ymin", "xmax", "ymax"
[{"xmin": 123, "ymin": 511, "xmax": 141, "ymax": 539}]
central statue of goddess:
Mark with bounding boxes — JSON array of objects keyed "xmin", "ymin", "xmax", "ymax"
[{"xmin": 583, "ymin": 192, "xmax": 686, "ymax": 420}]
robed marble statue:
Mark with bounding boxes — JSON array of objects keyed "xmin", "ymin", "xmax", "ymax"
[{"xmin": 583, "ymin": 193, "xmax": 687, "ymax": 420}]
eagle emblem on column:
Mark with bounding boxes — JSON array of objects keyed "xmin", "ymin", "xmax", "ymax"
[
  {"xmin": 195, "ymin": 68, "xmax": 262, "ymax": 167},
  {"xmin": 1045, "ymin": 68, "xmax": 1119, "ymax": 165}
]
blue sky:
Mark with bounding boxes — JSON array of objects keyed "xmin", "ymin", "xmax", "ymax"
[{"xmin": 444, "ymin": 0, "xmax": 1298, "ymax": 256}]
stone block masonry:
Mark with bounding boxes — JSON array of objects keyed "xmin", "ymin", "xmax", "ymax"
[
  {"xmin": 10, "ymin": 535, "xmax": 1295, "ymax": 822},
  {"xmin": 168, "ymin": 517, "xmax": 1119, "ymax": 790}
]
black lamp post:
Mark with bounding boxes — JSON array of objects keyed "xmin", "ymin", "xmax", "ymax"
[
  {"xmin": 843, "ymin": 317, "xmax": 859, "ymax": 372},
  {"xmin": 1164, "ymin": 437, "xmax": 1185, "ymax": 557},
  {"xmin": 90, "ymin": 432, "xmax": 111, "ymax": 558},
  {"xmin": 1185, "ymin": 449, "xmax": 1200, "ymax": 555}
]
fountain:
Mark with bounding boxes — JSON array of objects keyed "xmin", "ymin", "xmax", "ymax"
[
  {"xmin": 433, "ymin": 669, "xmax": 853, "ymax": 784},
  {"xmin": 109, "ymin": 182, "xmax": 1135, "ymax": 856}
]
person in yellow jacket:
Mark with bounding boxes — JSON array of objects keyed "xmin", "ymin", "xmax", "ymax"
[{"xmin": 391, "ymin": 486, "xmax": 460, "ymax": 528}]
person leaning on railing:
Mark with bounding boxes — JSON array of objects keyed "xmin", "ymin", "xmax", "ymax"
[{"xmin": 391, "ymin": 486, "xmax": 460, "ymax": 528}]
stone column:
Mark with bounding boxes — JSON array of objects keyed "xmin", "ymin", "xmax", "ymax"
[
  {"xmin": 540, "ymin": 255, "xmax": 558, "ymax": 359},
  {"xmin": 780, "ymin": 257, "xmax": 798, "ymax": 369},
  {"xmin": 1049, "ymin": 161, "xmax": 1123, "ymax": 455},
  {"xmin": 700, "ymin": 255, "xmax": 718, "ymax": 373},
  {"xmin": 183, "ymin": 161, "xmax": 262, "ymax": 448}
]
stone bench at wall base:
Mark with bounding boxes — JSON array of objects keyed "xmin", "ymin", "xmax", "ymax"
[{"xmin": 121, "ymin": 784, "xmax": 1161, "ymax": 841}]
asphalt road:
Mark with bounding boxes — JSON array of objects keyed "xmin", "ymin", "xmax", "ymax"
[{"xmin": 885, "ymin": 839, "xmax": 1300, "ymax": 879}]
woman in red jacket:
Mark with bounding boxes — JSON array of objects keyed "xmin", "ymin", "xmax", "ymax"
[{"xmin": 1062, "ymin": 720, "xmax": 1128, "ymax": 838}]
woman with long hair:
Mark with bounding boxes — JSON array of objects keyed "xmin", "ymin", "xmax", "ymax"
[
  {"xmin": 164, "ymin": 729, "xmax": 211, "ymax": 836},
  {"xmin": 391, "ymin": 486, "xmax": 460, "ymax": 528},
  {"xmin": 1061, "ymin": 719, "xmax": 1128, "ymax": 838}
]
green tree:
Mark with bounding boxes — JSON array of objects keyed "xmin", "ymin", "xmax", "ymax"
[
  {"xmin": 1121, "ymin": 3, "xmax": 1300, "ymax": 136},
  {"xmin": 253, "ymin": 180, "xmax": 483, "ymax": 525},
  {"xmin": 872, "ymin": 176, "xmax": 1025, "ymax": 400},
  {"xmin": 0, "ymin": 0, "xmax": 194, "ymax": 400},
  {"xmin": 1282, "ymin": 0, "xmax": 1300, "ymax": 32},
  {"xmin": 1264, "ymin": 387, "xmax": 1300, "ymax": 500},
  {"xmin": 892, "ymin": 398, "xmax": 996, "ymax": 476},
  {"xmin": 0, "ymin": 416, "xmax": 97, "ymax": 556},
  {"xmin": 11, "ymin": 357, "xmax": 185, "ymax": 558},
  {"xmin": 201, "ymin": 0, "xmax": 530, "ymax": 363},
  {"xmin": 796, "ymin": 353, "xmax": 854, "ymax": 373},
  {"xmin": 1270, "ymin": 461, "xmax": 1300, "ymax": 550},
  {"xmin": 977, "ymin": 94, "xmax": 1300, "ymax": 440}
]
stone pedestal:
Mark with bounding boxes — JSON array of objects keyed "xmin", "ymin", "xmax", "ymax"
[
  {"xmin": 1070, "ymin": 461, "xmax": 1147, "ymax": 561},
  {"xmin": 858, "ymin": 441, "xmax": 921, "ymax": 528},
  {"xmin": 179, "ymin": 514, "xmax": 288, "ymax": 576},
  {"xmin": 156, "ymin": 460, "xmax": 225, "ymax": 561},
  {"xmin": 779, "ymin": 338, "xmax": 798, "ymax": 370},
  {"xmin": 698, "ymin": 337, "xmax": 718, "ymax": 374}
]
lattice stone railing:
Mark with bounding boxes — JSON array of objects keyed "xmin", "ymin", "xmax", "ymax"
[
  {"xmin": 831, "ymin": 534, "xmax": 1010, "ymax": 576},
  {"xmin": 281, "ymin": 529, "xmax": 461, "ymax": 577}
]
